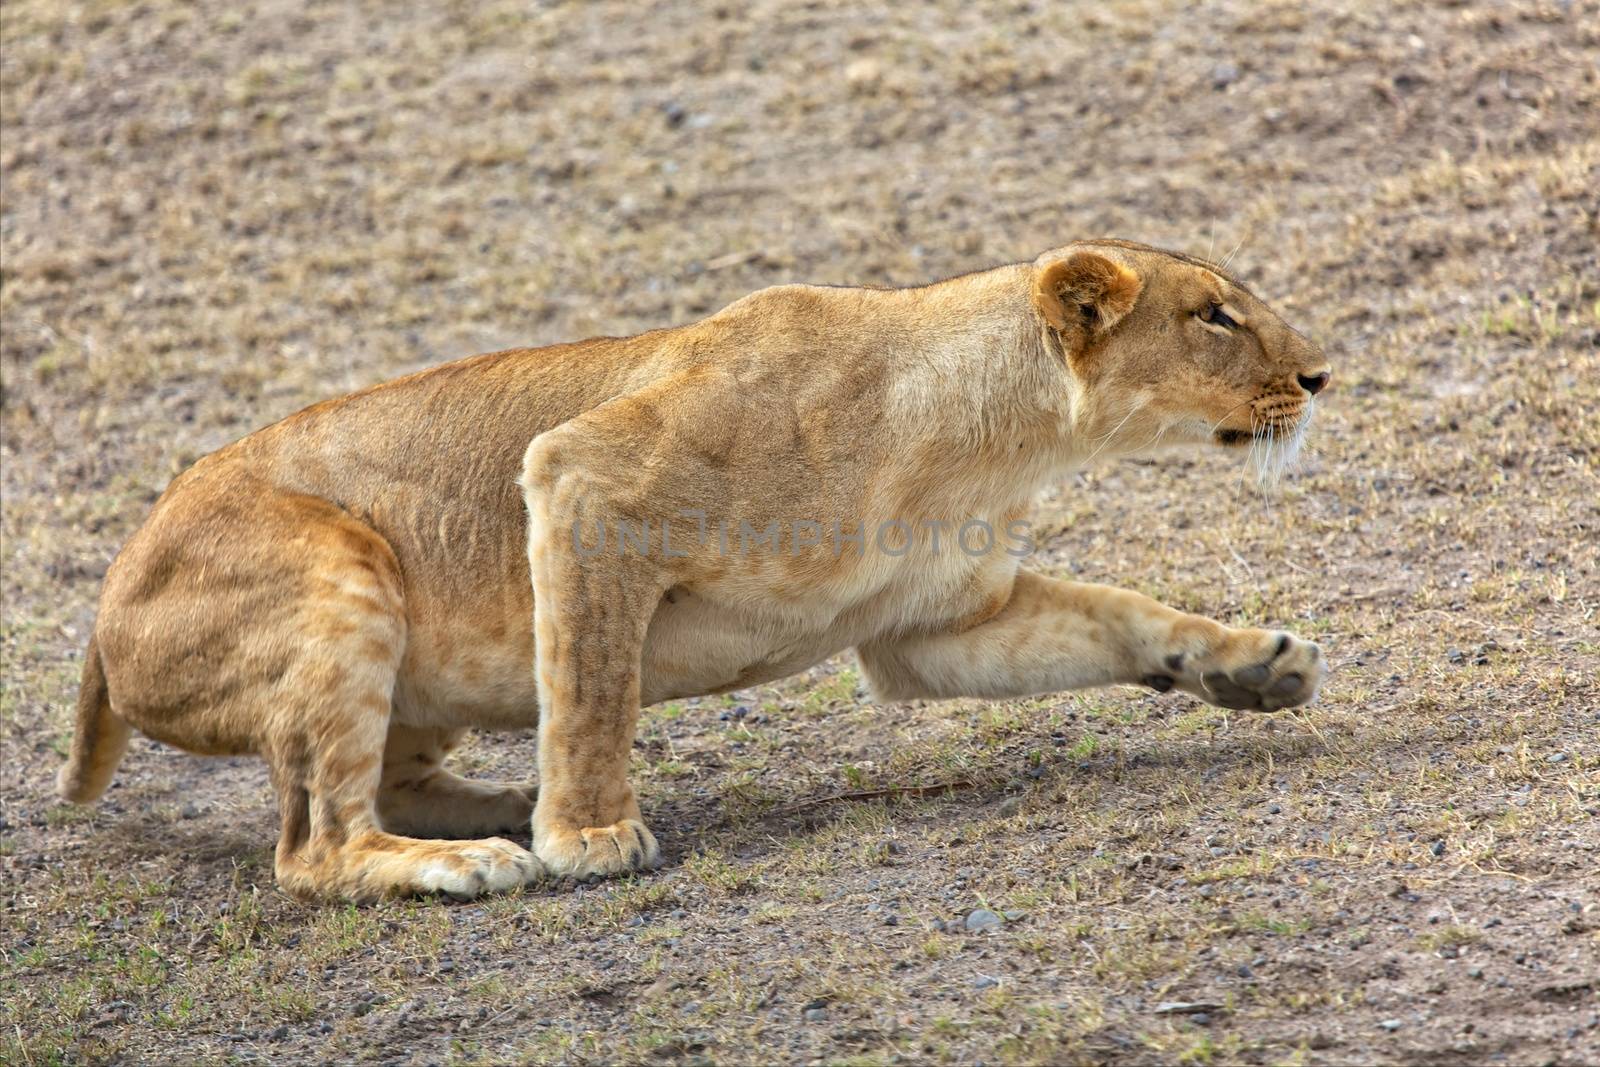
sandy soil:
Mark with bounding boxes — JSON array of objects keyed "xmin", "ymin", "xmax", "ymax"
[{"xmin": 3, "ymin": 0, "xmax": 1598, "ymax": 1062}]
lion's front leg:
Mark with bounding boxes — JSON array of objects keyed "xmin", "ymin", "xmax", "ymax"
[
  {"xmin": 519, "ymin": 431, "xmax": 665, "ymax": 879},
  {"xmin": 1156, "ymin": 624, "xmax": 1325, "ymax": 711},
  {"xmin": 858, "ymin": 569, "xmax": 1325, "ymax": 712}
]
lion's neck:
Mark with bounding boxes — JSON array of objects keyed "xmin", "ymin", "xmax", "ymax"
[{"xmin": 873, "ymin": 265, "xmax": 1096, "ymax": 515}]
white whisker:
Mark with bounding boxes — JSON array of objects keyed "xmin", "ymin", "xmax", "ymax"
[
  {"xmin": 1248, "ymin": 397, "xmax": 1313, "ymax": 488},
  {"xmin": 1207, "ymin": 399, "xmax": 1253, "ymax": 437},
  {"xmin": 1129, "ymin": 417, "xmax": 1171, "ymax": 457},
  {"xmin": 1084, "ymin": 401, "xmax": 1143, "ymax": 464},
  {"xmin": 1220, "ymin": 234, "xmax": 1248, "ymax": 273}
]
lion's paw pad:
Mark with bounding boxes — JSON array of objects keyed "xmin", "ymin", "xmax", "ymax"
[
  {"xmin": 1189, "ymin": 632, "xmax": 1325, "ymax": 711},
  {"xmin": 415, "ymin": 838, "xmax": 545, "ymax": 899},
  {"xmin": 536, "ymin": 818, "xmax": 660, "ymax": 879}
]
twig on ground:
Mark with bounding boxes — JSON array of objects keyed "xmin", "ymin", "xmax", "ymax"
[{"xmin": 772, "ymin": 779, "xmax": 976, "ymax": 815}]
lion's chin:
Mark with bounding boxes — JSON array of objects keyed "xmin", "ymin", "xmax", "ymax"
[
  {"xmin": 1254, "ymin": 416, "xmax": 1312, "ymax": 485},
  {"xmin": 1213, "ymin": 408, "xmax": 1313, "ymax": 485}
]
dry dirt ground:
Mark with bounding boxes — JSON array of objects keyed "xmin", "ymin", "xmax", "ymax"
[{"xmin": 3, "ymin": 0, "xmax": 1598, "ymax": 1063}]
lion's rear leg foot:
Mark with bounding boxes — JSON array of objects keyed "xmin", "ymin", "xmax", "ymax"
[
  {"xmin": 272, "ymin": 659, "xmax": 547, "ymax": 902},
  {"xmin": 274, "ymin": 746, "xmax": 545, "ymax": 902},
  {"xmin": 378, "ymin": 773, "xmax": 536, "ymax": 838},
  {"xmin": 376, "ymin": 725, "xmax": 536, "ymax": 838},
  {"xmin": 276, "ymin": 828, "xmax": 544, "ymax": 902}
]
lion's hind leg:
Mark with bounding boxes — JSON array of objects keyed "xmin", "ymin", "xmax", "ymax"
[
  {"xmin": 376, "ymin": 725, "xmax": 536, "ymax": 839},
  {"xmin": 249, "ymin": 499, "xmax": 543, "ymax": 902}
]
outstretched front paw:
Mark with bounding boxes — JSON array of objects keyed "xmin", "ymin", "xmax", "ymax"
[
  {"xmin": 535, "ymin": 817, "xmax": 660, "ymax": 879},
  {"xmin": 1150, "ymin": 630, "xmax": 1325, "ymax": 711}
]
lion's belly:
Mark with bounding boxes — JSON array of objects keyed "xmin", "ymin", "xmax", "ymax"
[
  {"xmin": 391, "ymin": 547, "xmax": 1001, "ymax": 726},
  {"xmin": 638, "ymin": 592, "xmax": 850, "ymax": 704},
  {"xmin": 391, "ymin": 590, "xmax": 854, "ymax": 728},
  {"xmin": 392, "ymin": 618, "xmax": 542, "ymax": 731}
]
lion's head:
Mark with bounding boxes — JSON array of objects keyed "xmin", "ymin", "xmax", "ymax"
[{"xmin": 1032, "ymin": 239, "xmax": 1330, "ymax": 482}]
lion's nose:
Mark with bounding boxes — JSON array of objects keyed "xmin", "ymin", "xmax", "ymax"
[{"xmin": 1297, "ymin": 371, "xmax": 1330, "ymax": 395}]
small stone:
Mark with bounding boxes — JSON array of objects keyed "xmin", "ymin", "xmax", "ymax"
[
  {"xmin": 1430, "ymin": 841, "xmax": 1446, "ymax": 857},
  {"xmin": 844, "ymin": 58, "xmax": 883, "ymax": 89},
  {"xmin": 1003, "ymin": 910, "xmax": 1027, "ymax": 921},
  {"xmin": 802, "ymin": 999, "xmax": 828, "ymax": 1022},
  {"xmin": 1154, "ymin": 1001, "xmax": 1222, "ymax": 1015},
  {"xmin": 1267, "ymin": 804, "xmax": 1282, "ymax": 815},
  {"xmin": 180, "ymin": 802, "xmax": 201, "ymax": 819},
  {"xmin": 1547, "ymin": 752, "xmax": 1569, "ymax": 764},
  {"xmin": 973, "ymin": 975, "xmax": 999, "ymax": 990},
  {"xmin": 1236, "ymin": 964, "xmax": 1254, "ymax": 979},
  {"xmin": 965, "ymin": 909, "xmax": 1003, "ymax": 933},
  {"xmin": 268, "ymin": 1025, "xmax": 290, "ymax": 1041},
  {"xmin": 1191, "ymin": 1013, "xmax": 1212, "ymax": 1027},
  {"xmin": 1211, "ymin": 61, "xmax": 1240, "ymax": 89},
  {"xmin": 883, "ymin": 914, "xmax": 899, "ymax": 927},
  {"xmin": 1379, "ymin": 1019, "xmax": 1402, "ymax": 1031},
  {"xmin": 1468, "ymin": 967, "xmax": 1484, "ymax": 979}
]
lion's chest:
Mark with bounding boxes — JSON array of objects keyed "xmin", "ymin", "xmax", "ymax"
[{"xmin": 638, "ymin": 546, "xmax": 1009, "ymax": 703}]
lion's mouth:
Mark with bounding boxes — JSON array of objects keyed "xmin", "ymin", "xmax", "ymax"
[
  {"xmin": 1215, "ymin": 407, "xmax": 1314, "ymax": 485},
  {"xmin": 1215, "ymin": 414, "xmax": 1304, "ymax": 447},
  {"xmin": 1216, "ymin": 428, "xmax": 1253, "ymax": 447}
]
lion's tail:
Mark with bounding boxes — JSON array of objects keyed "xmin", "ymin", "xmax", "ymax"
[{"xmin": 56, "ymin": 632, "xmax": 132, "ymax": 804}]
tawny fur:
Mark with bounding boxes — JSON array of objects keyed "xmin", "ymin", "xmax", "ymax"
[{"xmin": 60, "ymin": 240, "xmax": 1332, "ymax": 901}]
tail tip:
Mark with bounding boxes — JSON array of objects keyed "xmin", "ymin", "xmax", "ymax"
[{"xmin": 56, "ymin": 761, "xmax": 102, "ymax": 804}]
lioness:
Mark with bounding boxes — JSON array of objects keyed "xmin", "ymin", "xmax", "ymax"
[{"xmin": 59, "ymin": 240, "xmax": 1331, "ymax": 901}]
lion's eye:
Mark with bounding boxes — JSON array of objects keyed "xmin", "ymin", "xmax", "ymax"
[{"xmin": 1198, "ymin": 303, "xmax": 1237, "ymax": 329}]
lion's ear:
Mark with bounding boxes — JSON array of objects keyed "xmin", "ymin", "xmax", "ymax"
[{"xmin": 1032, "ymin": 252, "xmax": 1143, "ymax": 344}]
